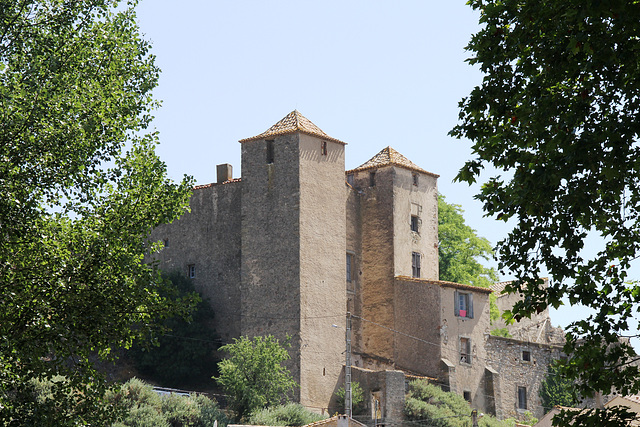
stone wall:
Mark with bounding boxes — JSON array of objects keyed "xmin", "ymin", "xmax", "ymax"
[
  {"xmin": 353, "ymin": 167, "xmax": 396, "ymax": 364},
  {"xmin": 392, "ymin": 168, "xmax": 438, "ymax": 281},
  {"xmin": 240, "ymin": 133, "xmax": 303, "ymax": 395},
  {"xmin": 393, "ymin": 277, "xmax": 442, "ymax": 377},
  {"xmin": 485, "ymin": 335, "xmax": 564, "ymax": 420},
  {"xmin": 298, "ymin": 133, "xmax": 347, "ymax": 412},
  {"xmin": 149, "ymin": 180, "xmax": 242, "ymax": 340},
  {"xmin": 439, "ymin": 282, "xmax": 492, "ymax": 411},
  {"xmin": 351, "ymin": 366, "xmax": 407, "ymax": 422}
]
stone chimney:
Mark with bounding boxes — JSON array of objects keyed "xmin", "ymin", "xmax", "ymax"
[{"xmin": 216, "ymin": 163, "xmax": 233, "ymax": 183}]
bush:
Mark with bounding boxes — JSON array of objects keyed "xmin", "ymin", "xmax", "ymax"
[
  {"xmin": 335, "ymin": 382, "xmax": 365, "ymax": 414},
  {"xmin": 106, "ymin": 378, "xmax": 227, "ymax": 427},
  {"xmin": 404, "ymin": 380, "xmax": 515, "ymax": 427},
  {"xmin": 248, "ymin": 403, "xmax": 326, "ymax": 426}
]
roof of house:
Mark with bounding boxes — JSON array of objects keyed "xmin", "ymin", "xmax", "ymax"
[
  {"xmin": 395, "ymin": 276, "xmax": 493, "ymax": 294},
  {"xmin": 606, "ymin": 394, "xmax": 640, "ymax": 406},
  {"xmin": 239, "ymin": 110, "xmax": 346, "ymax": 145},
  {"xmin": 346, "ymin": 146, "xmax": 439, "ymax": 177}
]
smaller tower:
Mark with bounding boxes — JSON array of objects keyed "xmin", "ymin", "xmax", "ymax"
[{"xmin": 346, "ymin": 147, "xmax": 439, "ymax": 367}]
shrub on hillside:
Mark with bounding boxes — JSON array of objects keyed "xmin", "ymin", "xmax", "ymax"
[
  {"xmin": 404, "ymin": 380, "xmax": 526, "ymax": 427},
  {"xmin": 106, "ymin": 378, "xmax": 227, "ymax": 427},
  {"xmin": 248, "ymin": 403, "xmax": 325, "ymax": 426}
]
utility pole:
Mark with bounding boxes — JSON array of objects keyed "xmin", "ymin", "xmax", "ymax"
[{"xmin": 345, "ymin": 312, "xmax": 352, "ymax": 417}]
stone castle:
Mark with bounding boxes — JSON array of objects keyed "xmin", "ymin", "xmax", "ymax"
[{"xmin": 150, "ymin": 111, "xmax": 565, "ymax": 422}]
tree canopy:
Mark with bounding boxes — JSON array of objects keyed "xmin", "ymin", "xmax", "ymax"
[
  {"xmin": 0, "ymin": 1, "xmax": 193, "ymax": 424},
  {"xmin": 129, "ymin": 271, "xmax": 218, "ymax": 389},
  {"xmin": 216, "ymin": 335, "xmax": 297, "ymax": 422},
  {"xmin": 438, "ymin": 194, "xmax": 497, "ymax": 288},
  {"xmin": 452, "ymin": 0, "xmax": 640, "ymax": 424}
]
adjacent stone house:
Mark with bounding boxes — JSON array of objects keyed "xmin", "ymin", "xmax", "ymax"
[{"xmin": 150, "ymin": 111, "xmax": 563, "ymax": 421}]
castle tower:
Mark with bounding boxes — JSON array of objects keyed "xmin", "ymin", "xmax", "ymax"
[
  {"xmin": 238, "ymin": 111, "xmax": 346, "ymax": 412},
  {"xmin": 346, "ymin": 147, "xmax": 439, "ymax": 368}
]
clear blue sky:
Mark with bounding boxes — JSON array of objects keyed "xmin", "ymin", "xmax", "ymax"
[{"xmin": 134, "ymin": 1, "xmax": 623, "ymax": 337}]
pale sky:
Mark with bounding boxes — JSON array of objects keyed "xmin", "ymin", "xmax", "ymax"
[{"xmin": 134, "ymin": 1, "xmax": 630, "ymax": 340}]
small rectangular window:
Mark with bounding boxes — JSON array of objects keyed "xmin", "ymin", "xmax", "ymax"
[
  {"xmin": 321, "ymin": 141, "xmax": 327, "ymax": 155},
  {"xmin": 163, "ymin": 238, "xmax": 169, "ymax": 248},
  {"xmin": 455, "ymin": 291, "xmax": 474, "ymax": 318},
  {"xmin": 188, "ymin": 264, "xmax": 196, "ymax": 279},
  {"xmin": 522, "ymin": 350, "xmax": 531, "ymax": 362},
  {"xmin": 412, "ymin": 173, "xmax": 418, "ymax": 186},
  {"xmin": 369, "ymin": 171, "xmax": 376, "ymax": 187},
  {"xmin": 410, "ymin": 215, "xmax": 419, "ymax": 232},
  {"xmin": 463, "ymin": 390, "xmax": 471, "ymax": 402},
  {"xmin": 411, "ymin": 252, "xmax": 421, "ymax": 278},
  {"xmin": 518, "ymin": 386, "xmax": 527, "ymax": 410},
  {"xmin": 346, "ymin": 253, "xmax": 355, "ymax": 283},
  {"xmin": 460, "ymin": 337, "xmax": 471, "ymax": 364},
  {"xmin": 266, "ymin": 140, "xmax": 274, "ymax": 164}
]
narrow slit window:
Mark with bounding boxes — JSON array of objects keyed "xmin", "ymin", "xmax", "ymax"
[
  {"xmin": 412, "ymin": 173, "xmax": 418, "ymax": 186},
  {"xmin": 321, "ymin": 141, "xmax": 327, "ymax": 155},
  {"xmin": 369, "ymin": 171, "xmax": 376, "ymax": 187},
  {"xmin": 188, "ymin": 264, "xmax": 196, "ymax": 279},
  {"xmin": 266, "ymin": 140, "xmax": 274, "ymax": 164},
  {"xmin": 346, "ymin": 253, "xmax": 355, "ymax": 283}
]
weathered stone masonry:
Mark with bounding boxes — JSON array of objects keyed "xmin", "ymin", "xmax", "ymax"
[{"xmin": 150, "ymin": 111, "xmax": 564, "ymax": 421}]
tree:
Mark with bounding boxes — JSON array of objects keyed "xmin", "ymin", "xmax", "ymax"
[
  {"xmin": 540, "ymin": 363, "xmax": 578, "ymax": 411},
  {"xmin": 451, "ymin": 1, "xmax": 640, "ymax": 425},
  {"xmin": 216, "ymin": 335, "xmax": 297, "ymax": 422},
  {"xmin": 438, "ymin": 195, "xmax": 498, "ymax": 288},
  {"xmin": 129, "ymin": 271, "xmax": 218, "ymax": 388},
  {"xmin": 0, "ymin": 1, "xmax": 193, "ymax": 424},
  {"xmin": 335, "ymin": 381, "xmax": 365, "ymax": 414}
]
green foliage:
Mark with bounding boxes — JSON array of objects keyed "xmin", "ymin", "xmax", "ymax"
[
  {"xmin": 404, "ymin": 380, "xmax": 511, "ymax": 427},
  {"xmin": 0, "ymin": 1, "xmax": 194, "ymax": 424},
  {"xmin": 129, "ymin": 271, "xmax": 218, "ymax": 388},
  {"xmin": 107, "ymin": 378, "xmax": 227, "ymax": 427},
  {"xmin": 216, "ymin": 335, "xmax": 297, "ymax": 421},
  {"xmin": 451, "ymin": 1, "xmax": 640, "ymax": 422},
  {"xmin": 438, "ymin": 195, "xmax": 498, "ymax": 288},
  {"xmin": 335, "ymin": 381, "xmax": 365, "ymax": 414},
  {"xmin": 540, "ymin": 363, "xmax": 578, "ymax": 410},
  {"xmin": 490, "ymin": 328, "xmax": 511, "ymax": 338},
  {"xmin": 248, "ymin": 403, "xmax": 326, "ymax": 426}
]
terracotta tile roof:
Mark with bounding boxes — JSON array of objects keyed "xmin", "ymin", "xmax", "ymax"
[
  {"xmin": 395, "ymin": 276, "xmax": 493, "ymax": 294},
  {"xmin": 490, "ymin": 280, "xmax": 512, "ymax": 294},
  {"xmin": 346, "ymin": 147, "xmax": 439, "ymax": 177},
  {"xmin": 239, "ymin": 110, "xmax": 346, "ymax": 145},
  {"xmin": 193, "ymin": 178, "xmax": 241, "ymax": 190}
]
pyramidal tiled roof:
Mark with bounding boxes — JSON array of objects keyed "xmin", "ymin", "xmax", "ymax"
[
  {"xmin": 239, "ymin": 110, "xmax": 345, "ymax": 145},
  {"xmin": 347, "ymin": 146, "xmax": 438, "ymax": 177}
]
